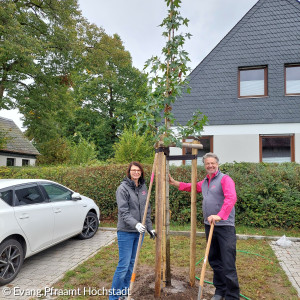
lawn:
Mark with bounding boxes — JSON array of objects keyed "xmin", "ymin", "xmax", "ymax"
[
  {"xmin": 101, "ymin": 220, "xmax": 300, "ymax": 237},
  {"xmin": 53, "ymin": 229, "xmax": 299, "ymax": 300}
]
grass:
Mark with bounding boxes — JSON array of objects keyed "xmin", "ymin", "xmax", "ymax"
[
  {"xmin": 53, "ymin": 234, "xmax": 299, "ymax": 300},
  {"xmin": 101, "ymin": 220, "xmax": 300, "ymax": 238}
]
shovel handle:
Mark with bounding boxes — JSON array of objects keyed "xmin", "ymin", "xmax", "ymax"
[{"xmin": 198, "ymin": 222, "xmax": 215, "ymax": 300}]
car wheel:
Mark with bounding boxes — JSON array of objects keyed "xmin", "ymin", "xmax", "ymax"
[
  {"xmin": 78, "ymin": 212, "xmax": 99, "ymax": 240},
  {"xmin": 0, "ymin": 239, "xmax": 24, "ymax": 286}
]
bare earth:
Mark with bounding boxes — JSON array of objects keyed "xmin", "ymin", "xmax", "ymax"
[{"xmin": 131, "ymin": 266, "xmax": 216, "ymax": 300}]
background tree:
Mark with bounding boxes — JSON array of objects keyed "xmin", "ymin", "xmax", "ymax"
[
  {"xmin": 0, "ymin": 0, "xmax": 83, "ymax": 162},
  {"xmin": 0, "ymin": 0, "xmax": 80, "ymax": 107},
  {"xmin": 68, "ymin": 31, "xmax": 149, "ymax": 160},
  {"xmin": 1, "ymin": 1, "xmax": 149, "ymax": 164}
]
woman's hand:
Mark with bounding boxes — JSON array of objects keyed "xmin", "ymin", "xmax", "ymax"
[
  {"xmin": 148, "ymin": 230, "xmax": 157, "ymax": 240},
  {"xmin": 169, "ymin": 174, "xmax": 180, "ymax": 188},
  {"xmin": 135, "ymin": 222, "xmax": 146, "ymax": 233}
]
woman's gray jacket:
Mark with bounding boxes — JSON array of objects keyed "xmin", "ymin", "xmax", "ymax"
[{"xmin": 116, "ymin": 177, "xmax": 153, "ymax": 233}]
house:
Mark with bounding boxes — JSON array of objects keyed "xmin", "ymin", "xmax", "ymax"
[
  {"xmin": 0, "ymin": 117, "xmax": 40, "ymax": 166},
  {"xmin": 171, "ymin": 0, "xmax": 300, "ymax": 165}
]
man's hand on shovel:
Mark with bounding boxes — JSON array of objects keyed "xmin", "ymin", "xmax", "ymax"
[{"xmin": 207, "ymin": 215, "xmax": 221, "ymax": 225}]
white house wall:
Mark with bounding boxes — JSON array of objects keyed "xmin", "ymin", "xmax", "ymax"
[
  {"xmin": 168, "ymin": 146, "xmax": 183, "ymax": 166},
  {"xmin": 214, "ymin": 134, "xmax": 258, "ymax": 163},
  {"xmin": 0, "ymin": 155, "xmax": 36, "ymax": 167},
  {"xmin": 201, "ymin": 123, "xmax": 300, "ymax": 136},
  {"xmin": 170, "ymin": 123, "xmax": 300, "ymax": 164}
]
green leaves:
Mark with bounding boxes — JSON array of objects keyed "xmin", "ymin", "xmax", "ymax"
[
  {"xmin": 70, "ymin": 31, "xmax": 149, "ymax": 161},
  {"xmin": 1, "ymin": 1, "xmax": 149, "ymax": 163},
  {"xmin": 136, "ymin": 0, "xmax": 207, "ymax": 146},
  {"xmin": 0, "ymin": 0, "xmax": 81, "ymax": 108},
  {"xmin": 0, "ymin": 162, "xmax": 299, "ymax": 229},
  {"xmin": 166, "ymin": 0, "xmax": 182, "ymax": 7},
  {"xmin": 112, "ymin": 128, "xmax": 155, "ymax": 164},
  {"xmin": 1, "ymin": 0, "xmax": 84, "ymax": 160},
  {"xmin": 177, "ymin": 111, "xmax": 208, "ymax": 139}
]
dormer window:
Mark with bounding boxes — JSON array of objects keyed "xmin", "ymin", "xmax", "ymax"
[
  {"xmin": 285, "ymin": 64, "xmax": 300, "ymax": 95},
  {"xmin": 238, "ymin": 66, "xmax": 268, "ymax": 98}
]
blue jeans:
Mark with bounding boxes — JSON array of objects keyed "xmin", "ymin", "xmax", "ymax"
[{"xmin": 109, "ymin": 231, "xmax": 143, "ymax": 300}]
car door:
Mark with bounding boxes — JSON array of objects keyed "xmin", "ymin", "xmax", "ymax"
[
  {"xmin": 13, "ymin": 183, "xmax": 54, "ymax": 252},
  {"xmin": 39, "ymin": 182, "xmax": 85, "ymax": 243}
]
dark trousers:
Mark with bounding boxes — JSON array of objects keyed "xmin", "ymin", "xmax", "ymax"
[{"xmin": 205, "ymin": 225, "xmax": 240, "ymax": 300}]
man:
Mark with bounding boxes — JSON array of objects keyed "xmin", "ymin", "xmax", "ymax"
[{"xmin": 169, "ymin": 152, "xmax": 240, "ymax": 300}]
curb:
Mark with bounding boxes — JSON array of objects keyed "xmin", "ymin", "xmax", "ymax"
[{"xmin": 100, "ymin": 227, "xmax": 300, "ymax": 242}]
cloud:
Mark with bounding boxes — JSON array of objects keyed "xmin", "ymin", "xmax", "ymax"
[{"xmin": 78, "ymin": 0, "xmax": 258, "ymax": 71}]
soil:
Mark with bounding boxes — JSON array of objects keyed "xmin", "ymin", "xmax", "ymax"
[{"xmin": 131, "ymin": 266, "xmax": 216, "ymax": 300}]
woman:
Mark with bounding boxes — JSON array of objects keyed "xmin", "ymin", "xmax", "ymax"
[{"xmin": 110, "ymin": 161, "xmax": 155, "ymax": 300}]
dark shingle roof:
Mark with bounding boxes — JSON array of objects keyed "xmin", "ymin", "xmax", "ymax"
[
  {"xmin": 172, "ymin": 0, "xmax": 300, "ymax": 126},
  {"xmin": 0, "ymin": 117, "xmax": 40, "ymax": 156}
]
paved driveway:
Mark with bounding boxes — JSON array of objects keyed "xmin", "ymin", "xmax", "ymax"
[
  {"xmin": 0, "ymin": 229, "xmax": 117, "ymax": 300},
  {"xmin": 270, "ymin": 241, "xmax": 300, "ymax": 297}
]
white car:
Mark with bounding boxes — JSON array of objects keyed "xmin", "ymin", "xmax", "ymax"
[{"xmin": 0, "ymin": 179, "xmax": 100, "ymax": 286}]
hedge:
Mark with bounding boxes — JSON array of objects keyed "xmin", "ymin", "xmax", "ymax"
[{"xmin": 0, "ymin": 162, "xmax": 299, "ymax": 229}]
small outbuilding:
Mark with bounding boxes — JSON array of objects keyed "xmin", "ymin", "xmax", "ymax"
[{"xmin": 0, "ymin": 117, "xmax": 40, "ymax": 166}]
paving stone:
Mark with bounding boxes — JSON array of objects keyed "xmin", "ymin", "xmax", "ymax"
[
  {"xmin": 270, "ymin": 241, "xmax": 300, "ymax": 297},
  {"xmin": 0, "ymin": 229, "xmax": 116, "ymax": 300}
]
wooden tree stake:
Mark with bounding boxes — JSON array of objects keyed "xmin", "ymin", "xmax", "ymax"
[
  {"xmin": 155, "ymin": 149, "xmax": 164, "ymax": 297},
  {"xmin": 162, "ymin": 152, "xmax": 167, "ymax": 287},
  {"xmin": 165, "ymin": 157, "xmax": 171, "ymax": 286},
  {"xmin": 189, "ymin": 140, "xmax": 199, "ymax": 286}
]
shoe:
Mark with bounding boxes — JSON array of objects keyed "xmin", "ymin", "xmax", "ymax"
[
  {"xmin": 211, "ymin": 295, "xmax": 224, "ymax": 300},
  {"xmin": 118, "ymin": 297, "xmax": 134, "ymax": 300}
]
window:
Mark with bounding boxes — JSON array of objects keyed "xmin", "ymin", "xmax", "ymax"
[
  {"xmin": 0, "ymin": 190, "xmax": 13, "ymax": 206},
  {"xmin": 183, "ymin": 136, "xmax": 213, "ymax": 165},
  {"xmin": 285, "ymin": 64, "xmax": 300, "ymax": 95},
  {"xmin": 22, "ymin": 159, "xmax": 29, "ymax": 166},
  {"xmin": 259, "ymin": 135, "xmax": 295, "ymax": 163},
  {"xmin": 15, "ymin": 185, "xmax": 46, "ymax": 206},
  {"xmin": 41, "ymin": 183, "xmax": 72, "ymax": 202},
  {"xmin": 6, "ymin": 158, "xmax": 15, "ymax": 166},
  {"xmin": 238, "ymin": 67, "xmax": 268, "ymax": 98}
]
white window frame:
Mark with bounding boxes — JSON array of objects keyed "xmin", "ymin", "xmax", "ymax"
[
  {"xmin": 238, "ymin": 66, "xmax": 268, "ymax": 98},
  {"xmin": 285, "ymin": 64, "xmax": 300, "ymax": 96}
]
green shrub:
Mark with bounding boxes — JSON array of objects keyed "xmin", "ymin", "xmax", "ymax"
[
  {"xmin": 112, "ymin": 128, "xmax": 154, "ymax": 164},
  {"xmin": 36, "ymin": 137, "xmax": 71, "ymax": 165},
  {"xmin": 37, "ymin": 135, "xmax": 98, "ymax": 166},
  {"xmin": 67, "ymin": 136, "xmax": 98, "ymax": 165},
  {"xmin": 0, "ymin": 162, "xmax": 299, "ymax": 229},
  {"xmin": 220, "ymin": 162, "xmax": 300, "ymax": 228}
]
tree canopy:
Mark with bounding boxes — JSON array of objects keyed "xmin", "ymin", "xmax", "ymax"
[
  {"xmin": 0, "ymin": 0, "xmax": 149, "ymax": 163},
  {"xmin": 68, "ymin": 31, "xmax": 149, "ymax": 160},
  {"xmin": 0, "ymin": 0, "xmax": 80, "ymax": 107}
]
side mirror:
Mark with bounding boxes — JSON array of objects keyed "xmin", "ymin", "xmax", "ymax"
[{"xmin": 72, "ymin": 192, "xmax": 82, "ymax": 200}]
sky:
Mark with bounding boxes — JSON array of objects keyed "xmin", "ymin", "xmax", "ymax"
[{"xmin": 0, "ymin": 0, "xmax": 258, "ymax": 130}]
